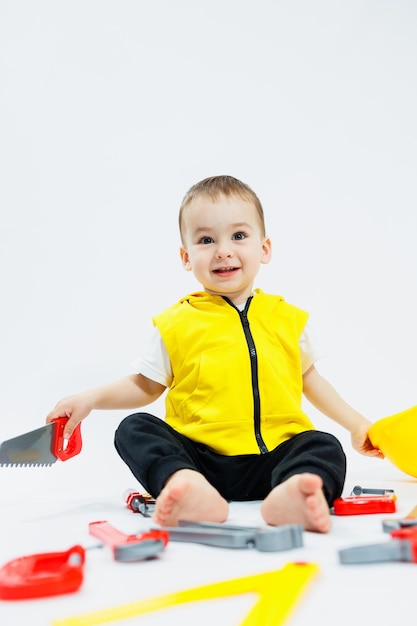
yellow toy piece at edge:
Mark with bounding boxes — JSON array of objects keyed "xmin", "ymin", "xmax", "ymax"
[
  {"xmin": 369, "ymin": 405, "xmax": 417, "ymax": 478},
  {"xmin": 52, "ymin": 562, "xmax": 319, "ymax": 626}
]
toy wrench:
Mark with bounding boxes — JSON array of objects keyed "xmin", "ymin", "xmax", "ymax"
[
  {"xmin": 156, "ymin": 521, "xmax": 303, "ymax": 552},
  {"xmin": 88, "ymin": 521, "xmax": 168, "ymax": 562},
  {"xmin": 339, "ymin": 526, "xmax": 417, "ymax": 564}
]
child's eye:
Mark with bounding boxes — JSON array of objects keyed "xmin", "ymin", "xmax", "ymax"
[
  {"xmin": 200, "ymin": 236, "xmax": 214, "ymax": 244},
  {"xmin": 232, "ymin": 232, "xmax": 246, "ymax": 240}
]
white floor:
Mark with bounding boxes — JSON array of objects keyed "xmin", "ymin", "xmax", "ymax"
[{"xmin": 1, "ymin": 438, "xmax": 416, "ymax": 626}]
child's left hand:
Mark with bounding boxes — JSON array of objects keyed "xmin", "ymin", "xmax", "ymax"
[{"xmin": 351, "ymin": 420, "xmax": 385, "ymax": 458}]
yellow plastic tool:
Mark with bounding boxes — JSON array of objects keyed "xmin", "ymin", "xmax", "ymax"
[
  {"xmin": 53, "ymin": 562, "xmax": 319, "ymax": 626},
  {"xmin": 369, "ymin": 404, "xmax": 417, "ymax": 478}
]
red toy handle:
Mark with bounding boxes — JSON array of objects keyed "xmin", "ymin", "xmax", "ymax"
[
  {"xmin": 0, "ymin": 545, "xmax": 85, "ymax": 600},
  {"xmin": 88, "ymin": 521, "xmax": 169, "ymax": 562},
  {"xmin": 89, "ymin": 520, "xmax": 169, "ymax": 549},
  {"xmin": 51, "ymin": 417, "xmax": 83, "ymax": 461}
]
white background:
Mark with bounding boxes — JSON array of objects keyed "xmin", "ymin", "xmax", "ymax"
[
  {"xmin": 1, "ymin": 0, "xmax": 416, "ymax": 477},
  {"xmin": 0, "ymin": 2, "xmax": 416, "ymax": 624}
]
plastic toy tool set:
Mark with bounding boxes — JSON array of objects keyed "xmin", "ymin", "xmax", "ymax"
[
  {"xmin": 0, "ymin": 405, "xmax": 417, "ymax": 625},
  {"xmin": 0, "ymin": 509, "xmax": 305, "ymax": 601}
]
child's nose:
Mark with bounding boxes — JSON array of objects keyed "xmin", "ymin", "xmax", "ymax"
[{"xmin": 214, "ymin": 243, "xmax": 233, "ymax": 258}]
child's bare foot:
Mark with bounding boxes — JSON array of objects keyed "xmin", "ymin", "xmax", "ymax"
[
  {"xmin": 261, "ymin": 473, "xmax": 332, "ymax": 533},
  {"xmin": 153, "ymin": 469, "xmax": 229, "ymax": 527}
]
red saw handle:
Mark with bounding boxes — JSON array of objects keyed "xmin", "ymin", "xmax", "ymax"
[
  {"xmin": 0, "ymin": 545, "xmax": 85, "ymax": 600},
  {"xmin": 51, "ymin": 417, "xmax": 82, "ymax": 461}
]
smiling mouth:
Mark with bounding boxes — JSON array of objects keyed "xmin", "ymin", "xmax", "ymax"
[{"xmin": 213, "ymin": 267, "xmax": 240, "ymax": 274}]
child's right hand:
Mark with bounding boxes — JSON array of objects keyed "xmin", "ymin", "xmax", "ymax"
[{"xmin": 46, "ymin": 394, "xmax": 93, "ymax": 440}]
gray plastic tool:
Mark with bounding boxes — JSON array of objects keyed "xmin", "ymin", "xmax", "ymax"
[
  {"xmin": 382, "ymin": 517, "xmax": 417, "ymax": 532},
  {"xmin": 350, "ymin": 485, "xmax": 395, "ymax": 496},
  {"xmin": 339, "ymin": 539, "xmax": 416, "ymax": 564},
  {"xmin": 156, "ymin": 520, "xmax": 303, "ymax": 552}
]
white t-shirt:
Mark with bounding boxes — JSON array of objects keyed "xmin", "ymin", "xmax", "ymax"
[{"xmin": 132, "ymin": 301, "xmax": 319, "ymax": 388}]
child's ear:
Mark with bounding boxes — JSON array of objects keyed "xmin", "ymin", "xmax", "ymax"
[
  {"xmin": 180, "ymin": 247, "xmax": 192, "ymax": 271},
  {"xmin": 261, "ymin": 237, "xmax": 272, "ymax": 264}
]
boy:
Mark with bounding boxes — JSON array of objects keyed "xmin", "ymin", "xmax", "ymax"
[{"xmin": 46, "ymin": 175, "xmax": 382, "ymax": 533}]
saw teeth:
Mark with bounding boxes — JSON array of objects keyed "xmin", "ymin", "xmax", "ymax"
[{"xmin": 0, "ymin": 461, "xmax": 54, "ymax": 467}]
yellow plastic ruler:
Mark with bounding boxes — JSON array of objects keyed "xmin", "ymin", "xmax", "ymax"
[{"xmin": 53, "ymin": 562, "xmax": 319, "ymax": 626}]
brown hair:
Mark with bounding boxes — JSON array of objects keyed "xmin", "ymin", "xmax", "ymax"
[{"xmin": 178, "ymin": 175, "xmax": 266, "ymax": 244}]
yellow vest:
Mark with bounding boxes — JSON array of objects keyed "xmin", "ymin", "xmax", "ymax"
[{"xmin": 153, "ymin": 289, "xmax": 315, "ymax": 455}]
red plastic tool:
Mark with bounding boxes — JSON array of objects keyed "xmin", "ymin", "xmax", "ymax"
[
  {"xmin": 51, "ymin": 417, "xmax": 83, "ymax": 461},
  {"xmin": 333, "ymin": 495, "xmax": 397, "ymax": 515},
  {"xmin": 0, "ymin": 545, "xmax": 85, "ymax": 600},
  {"xmin": 124, "ymin": 489, "xmax": 156, "ymax": 517},
  {"xmin": 0, "ymin": 521, "xmax": 169, "ymax": 601},
  {"xmin": 0, "ymin": 417, "xmax": 82, "ymax": 467},
  {"xmin": 88, "ymin": 521, "xmax": 169, "ymax": 562}
]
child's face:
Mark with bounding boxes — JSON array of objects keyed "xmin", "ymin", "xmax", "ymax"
[{"xmin": 180, "ymin": 194, "xmax": 271, "ymax": 304}]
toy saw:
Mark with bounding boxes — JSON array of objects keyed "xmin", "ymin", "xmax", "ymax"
[{"xmin": 0, "ymin": 417, "xmax": 82, "ymax": 467}]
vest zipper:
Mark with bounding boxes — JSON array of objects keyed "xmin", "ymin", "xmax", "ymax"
[{"xmin": 223, "ymin": 296, "xmax": 268, "ymax": 454}]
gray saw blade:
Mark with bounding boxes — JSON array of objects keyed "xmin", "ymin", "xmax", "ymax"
[{"xmin": 0, "ymin": 423, "xmax": 57, "ymax": 467}]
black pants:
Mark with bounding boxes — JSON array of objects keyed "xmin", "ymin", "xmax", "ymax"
[{"xmin": 114, "ymin": 412, "xmax": 346, "ymax": 506}]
